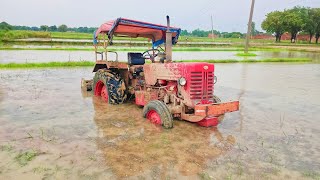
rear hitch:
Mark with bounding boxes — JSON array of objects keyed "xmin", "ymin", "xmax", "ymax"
[{"xmin": 81, "ymin": 78, "xmax": 93, "ymax": 91}]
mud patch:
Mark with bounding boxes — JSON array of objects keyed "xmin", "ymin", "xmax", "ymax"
[{"xmin": 0, "ymin": 64, "xmax": 320, "ymax": 179}]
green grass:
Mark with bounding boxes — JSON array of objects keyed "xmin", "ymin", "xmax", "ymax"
[
  {"xmin": 1, "ymin": 144, "xmax": 14, "ymax": 152},
  {"xmin": 2, "ymin": 30, "xmax": 320, "ymax": 46},
  {"xmin": 15, "ymin": 150, "xmax": 38, "ymax": 166},
  {"xmin": 0, "ymin": 46, "xmax": 287, "ymax": 52},
  {"xmin": 0, "ymin": 30, "xmax": 50, "ymax": 40},
  {"xmin": 0, "ymin": 61, "xmax": 95, "ymax": 68},
  {"xmin": 49, "ymin": 32, "xmax": 243, "ymax": 42},
  {"xmin": 0, "ymin": 58, "xmax": 312, "ymax": 69},
  {"xmin": 51, "ymin": 31, "xmax": 147, "ymax": 41},
  {"xmin": 302, "ymin": 171, "xmax": 320, "ymax": 180},
  {"xmin": 50, "ymin": 31, "xmax": 92, "ymax": 39},
  {"xmin": 236, "ymin": 52, "xmax": 257, "ymax": 57},
  {"xmin": 177, "ymin": 58, "xmax": 312, "ymax": 63},
  {"xmin": 198, "ymin": 171, "xmax": 212, "ymax": 180},
  {"xmin": 0, "ymin": 47, "xmax": 242, "ymax": 52}
]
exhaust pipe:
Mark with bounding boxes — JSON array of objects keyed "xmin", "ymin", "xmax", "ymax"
[{"xmin": 165, "ymin": 15, "xmax": 172, "ymax": 62}]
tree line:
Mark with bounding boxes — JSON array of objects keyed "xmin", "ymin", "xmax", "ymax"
[
  {"xmin": 0, "ymin": 22, "xmax": 262, "ymax": 38},
  {"xmin": 180, "ymin": 27, "xmax": 260, "ymax": 38},
  {"xmin": 180, "ymin": 29, "xmax": 245, "ymax": 38},
  {"xmin": 262, "ymin": 6, "xmax": 320, "ymax": 43},
  {"xmin": 0, "ymin": 22, "xmax": 96, "ymax": 33},
  {"xmin": 1, "ymin": 21, "xmax": 248, "ymax": 38},
  {"xmin": 2, "ymin": 21, "xmax": 259, "ymax": 38}
]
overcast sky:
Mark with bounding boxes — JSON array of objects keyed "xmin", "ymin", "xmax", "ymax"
[{"xmin": 1, "ymin": 0, "xmax": 319, "ymax": 32}]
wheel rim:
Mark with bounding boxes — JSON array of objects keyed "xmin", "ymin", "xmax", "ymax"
[
  {"xmin": 95, "ymin": 80, "xmax": 108, "ymax": 103},
  {"xmin": 101, "ymin": 85, "xmax": 109, "ymax": 102},
  {"xmin": 146, "ymin": 110, "xmax": 162, "ymax": 125}
]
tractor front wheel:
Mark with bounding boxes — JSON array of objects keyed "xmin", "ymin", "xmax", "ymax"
[{"xmin": 143, "ymin": 100, "xmax": 173, "ymax": 129}]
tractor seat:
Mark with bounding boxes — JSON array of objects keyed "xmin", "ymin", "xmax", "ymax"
[{"xmin": 128, "ymin": 53, "xmax": 145, "ymax": 65}]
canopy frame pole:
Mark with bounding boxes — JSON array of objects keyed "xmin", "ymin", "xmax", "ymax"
[
  {"xmin": 94, "ymin": 43, "xmax": 98, "ymax": 61},
  {"xmin": 103, "ymin": 33, "xmax": 108, "ymax": 61},
  {"xmin": 165, "ymin": 15, "xmax": 172, "ymax": 62}
]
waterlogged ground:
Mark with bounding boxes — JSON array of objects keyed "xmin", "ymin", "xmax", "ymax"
[
  {"xmin": 0, "ymin": 64, "xmax": 320, "ymax": 179},
  {"xmin": 1, "ymin": 50, "xmax": 320, "ymax": 63}
]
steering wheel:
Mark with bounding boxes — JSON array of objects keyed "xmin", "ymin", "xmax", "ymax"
[{"xmin": 142, "ymin": 49, "xmax": 161, "ymax": 62}]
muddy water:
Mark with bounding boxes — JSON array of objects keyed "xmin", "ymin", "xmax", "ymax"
[
  {"xmin": 1, "ymin": 50, "xmax": 320, "ymax": 63},
  {"xmin": 0, "ymin": 64, "xmax": 320, "ymax": 179}
]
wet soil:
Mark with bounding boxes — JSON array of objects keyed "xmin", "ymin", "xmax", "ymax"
[{"xmin": 0, "ymin": 64, "xmax": 320, "ymax": 179}]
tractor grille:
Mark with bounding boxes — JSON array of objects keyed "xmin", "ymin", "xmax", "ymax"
[{"xmin": 190, "ymin": 71, "xmax": 214, "ymax": 101}]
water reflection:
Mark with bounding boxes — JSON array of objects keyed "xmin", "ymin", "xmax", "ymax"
[
  {"xmin": 91, "ymin": 96, "xmax": 236, "ymax": 178},
  {"xmin": 1, "ymin": 50, "xmax": 319, "ymax": 64},
  {"xmin": 0, "ymin": 88, "xmax": 4, "ymax": 103},
  {"xmin": 238, "ymin": 64, "xmax": 248, "ymax": 133}
]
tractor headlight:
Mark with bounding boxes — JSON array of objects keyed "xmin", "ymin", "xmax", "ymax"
[{"xmin": 178, "ymin": 77, "xmax": 187, "ymax": 86}]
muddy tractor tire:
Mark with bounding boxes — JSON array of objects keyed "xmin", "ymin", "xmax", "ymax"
[
  {"xmin": 93, "ymin": 69, "xmax": 127, "ymax": 105},
  {"xmin": 213, "ymin": 95, "xmax": 225, "ymax": 123},
  {"xmin": 143, "ymin": 100, "xmax": 173, "ymax": 129}
]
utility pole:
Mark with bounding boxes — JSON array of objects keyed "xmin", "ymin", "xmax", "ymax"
[
  {"xmin": 244, "ymin": 0, "xmax": 255, "ymax": 53},
  {"xmin": 211, "ymin": 15, "xmax": 214, "ymax": 41}
]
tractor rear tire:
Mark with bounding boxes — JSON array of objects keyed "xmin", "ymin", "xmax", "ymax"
[
  {"xmin": 93, "ymin": 69, "xmax": 127, "ymax": 105},
  {"xmin": 143, "ymin": 100, "xmax": 173, "ymax": 129},
  {"xmin": 213, "ymin": 95, "xmax": 225, "ymax": 123}
]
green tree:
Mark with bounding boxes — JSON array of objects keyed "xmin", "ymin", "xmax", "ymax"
[
  {"xmin": 180, "ymin": 30, "xmax": 189, "ymax": 36},
  {"xmin": 40, "ymin": 25, "xmax": 49, "ymax": 31},
  {"xmin": 262, "ymin": 11, "xmax": 286, "ymax": 42},
  {"xmin": 283, "ymin": 7, "xmax": 307, "ymax": 43},
  {"xmin": 311, "ymin": 8, "xmax": 320, "ymax": 44},
  {"xmin": 13, "ymin": 25, "xmax": 31, "ymax": 30},
  {"xmin": 304, "ymin": 8, "xmax": 316, "ymax": 43},
  {"xmin": 58, "ymin": 24, "xmax": 68, "ymax": 32},
  {"xmin": 0, "ymin": 21, "xmax": 13, "ymax": 31},
  {"xmin": 191, "ymin": 29, "xmax": 209, "ymax": 37},
  {"xmin": 49, "ymin": 25, "xmax": 57, "ymax": 32},
  {"xmin": 251, "ymin": 22, "xmax": 257, "ymax": 36}
]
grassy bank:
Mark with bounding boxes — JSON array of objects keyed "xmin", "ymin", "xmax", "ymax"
[
  {"xmin": 0, "ymin": 46, "xmax": 286, "ymax": 52},
  {"xmin": 0, "ymin": 61, "xmax": 95, "ymax": 68},
  {"xmin": 177, "ymin": 58, "xmax": 312, "ymax": 63},
  {"xmin": 0, "ymin": 58, "xmax": 312, "ymax": 69},
  {"xmin": 1, "ymin": 47, "xmax": 244, "ymax": 52},
  {"xmin": 0, "ymin": 30, "xmax": 50, "ymax": 41},
  {"xmin": 3, "ymin": 30, "xmax": 319, "ymax": 44},
  {"xmin": 236, "ymin": 52, "xmax": 257, "ymax": 57}
]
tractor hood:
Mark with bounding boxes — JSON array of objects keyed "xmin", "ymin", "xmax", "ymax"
[
  {"xmin": 93, "ymin": 18, "xmax": 181, "ymax": 47},
  {"xmin": 144, "ymin": 62, "xmax": 215, "ymax": 107}
]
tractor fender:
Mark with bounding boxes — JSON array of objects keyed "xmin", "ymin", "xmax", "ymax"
[{"xmin": 93, "ymin": 63, "xmax": 108, "ymax": 72}]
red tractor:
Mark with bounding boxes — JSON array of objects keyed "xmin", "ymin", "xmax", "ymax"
[{"xmin": 84, "ymin": 16, "xmax": 239, "ymax": 128}]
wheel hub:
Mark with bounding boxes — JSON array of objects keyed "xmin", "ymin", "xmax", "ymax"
[
  {"xmin": 146, "ymin": 110, "xmax": 162, "ymax": 125},
  {"xmin": 95, "ymin": 80, "xmax": 108, "ymax": 103},
  {"xmin": 101, "ymin": 85, "xmax": 108, "ymax": 103}
]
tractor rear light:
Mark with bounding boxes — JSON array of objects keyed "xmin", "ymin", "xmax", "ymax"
[{"xmin": 178, "ymin": 77, "xmax": 187, "ymax": 86}]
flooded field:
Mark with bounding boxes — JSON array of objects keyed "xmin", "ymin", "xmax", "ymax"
[
  {"xmin": 0, "ymin": 64, "xmax": 320, "ymax": 179},
  {"xmin": 14, "ymin": 38, "xmax": 231, "ymax": 45},
  {"xmin": 1, "ymin": 50, "xmax": 320, "ymax": 63}
]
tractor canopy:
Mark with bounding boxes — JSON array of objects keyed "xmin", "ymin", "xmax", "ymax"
[{"xmin": 93, "ymin": 18, "xmax": 181, "ymax": 47}]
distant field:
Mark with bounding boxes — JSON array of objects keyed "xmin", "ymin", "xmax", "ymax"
[
  {"xmin": 1, "ymin": 30, "xmax": 319, "ymax": 49},
  {"xmin": 0, "ymin": 58, "xmax": 312, "ymax": 69},
  {"xmin": 0, "ymin": 30, "xmax": 50, "ymax": 40},
  {"xmin": 0, "ymin": 46, "xmax": 294, "ymax": 52},
  {"xmin": 51, "ymin": 31, "xmax": 92, "ymax": 39},
  {"xmin": 51, "ymin": 31, "xmax": 274, "ymax": 43}
]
